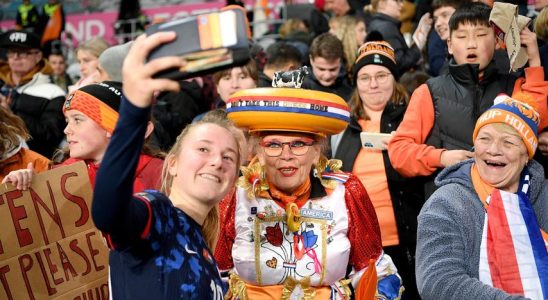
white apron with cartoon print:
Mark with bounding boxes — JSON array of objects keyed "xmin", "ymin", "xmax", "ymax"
[{"xmin": 232, "ymin": 184, "xmax": 351, "ymax": 287}]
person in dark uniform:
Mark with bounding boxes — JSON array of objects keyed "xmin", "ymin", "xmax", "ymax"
[{"xmin": 92, "ymin": 32, "xmax": 246, "ymax": 299}]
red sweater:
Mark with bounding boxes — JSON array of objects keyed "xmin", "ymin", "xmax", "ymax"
[{"xmin": 61, "ymin": 154, "xmax": 163, "ymax": 192}]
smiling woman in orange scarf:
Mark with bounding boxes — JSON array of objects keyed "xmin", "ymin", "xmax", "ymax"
[
  {"xmin": 214, "ymin": 86, "xmax": 403, "ymax": 299},
  {"xmin": 416, "ymin": 93, "xmax": 548, "ymax": 300}
]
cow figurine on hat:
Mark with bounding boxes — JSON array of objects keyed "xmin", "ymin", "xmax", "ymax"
[{"xmin": 272, "ymin": 66, "xmax": 309, "ymax": 88}]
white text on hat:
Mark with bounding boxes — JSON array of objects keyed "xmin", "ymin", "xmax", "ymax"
[{"xmin": 9, "ymin": 32, "xmax": 27, "ymax": 43}]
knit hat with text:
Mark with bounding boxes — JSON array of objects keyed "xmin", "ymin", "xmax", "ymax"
[
  {"xmin": 473, "ymin": 93, "xmax": 540, "ymax": 159},
  {"xmin": 352, "ymin": 33, "xmax": 398, "ymax": 82},
  {"xmin": 63, "ymin": 81, "xmax": 122, "ymax": 134}
]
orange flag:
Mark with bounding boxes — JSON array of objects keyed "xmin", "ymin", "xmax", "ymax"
[
  {"xmin": 41, "ymin": 5, "xmax": 62, "ymax": 45},
  {"xmin": 355, "ymin": 259, "xmax": 378, "ymax": 300}
]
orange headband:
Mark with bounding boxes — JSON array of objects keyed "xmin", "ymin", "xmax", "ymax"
[{"xmin": 63, "ymin": 90, "xmax": 119, "ymax": 134}]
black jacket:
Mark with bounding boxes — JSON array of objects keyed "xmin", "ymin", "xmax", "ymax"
[
  {"xmin": 421, "ymin": 59, "xmax": 517, "ymax": 197},
  {"xmin": 301, "ymin": 67, "xmax": 353, "ymax": 102},
  {"xmin": 367, "ymin": 13, "xmax": 421, "ymax": 75},
  {"xmin": 0, "ymin": 61, "xmax": 66, "ymax": 158},
  {"xmin": 152, "ymin": 79, "xmax": 211, "ymax": 151},
  {"xmin": 332, "ymin": 102, "xmax": 425, "ymax": 252},
  {"xmin": 425, "ymin": 59, "xmax": 517, "ymax": 151},
  {"xmin": 257, "ymin": 72, "xmax": 272, "ymax": 88}
]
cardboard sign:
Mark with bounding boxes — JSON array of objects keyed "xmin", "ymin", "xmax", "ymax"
[{"xmin": 0, "ymin": 162, "xmax": 109, "ymax": 300}]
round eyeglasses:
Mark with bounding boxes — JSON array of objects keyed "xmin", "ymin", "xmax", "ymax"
[
  {"xmin": 357, "ymin": 72, "xmax": 392, "ymax": 84},
  {"xmin": 259, "ymin": 139, "xmax": 316, "ymax": 157}
]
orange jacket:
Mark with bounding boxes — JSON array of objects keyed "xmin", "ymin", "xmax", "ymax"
[
  {"xmin": 0, "ymin": 148, "xmax": 50, "ymax": 182},
  {"xmin": 388, "ymin": 66, "xmax": 548, "ymax": 177}
]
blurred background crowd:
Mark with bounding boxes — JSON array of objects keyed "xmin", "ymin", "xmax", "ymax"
[{"xmin": 0, "ymin": 0, "xmax": 547, "ymax": 298}]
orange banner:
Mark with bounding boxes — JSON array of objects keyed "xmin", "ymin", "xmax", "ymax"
[{"xmin": 41, "ymin": 5, "xmax": 63, "ymax": 45}]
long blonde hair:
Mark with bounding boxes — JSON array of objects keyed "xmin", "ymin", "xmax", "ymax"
[
  {"xmin": 160, "ymin": 110, "xmax": 245, "ymax": 250},
  {"xmin": 330, "ymin": 15, "xmax": 364, "ymax": 75},
  {"xmin": 76, "ymin": 37, "xmax": 109, "ymax": 59},
  {"xmin": 535, "ymin": 7, "xmax": 548, "ymax": 41}
]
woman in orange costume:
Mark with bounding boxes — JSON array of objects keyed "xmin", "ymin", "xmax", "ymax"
[{"xmin": 215, "ymin": 86, "xmax": 403, "ymax": 299}]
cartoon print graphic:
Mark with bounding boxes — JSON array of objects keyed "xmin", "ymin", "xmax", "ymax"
[
  {"xmin": 266, "ymin": 257, "xmax": 278, "ymax": 268},
  {"xmin": 296, "ymin": 230, "xmax": 322, "ymax": 274},
  {"xmin": 258, "ymin": 219, "xmax": 324, "ymax": 284},
  {"xmin": 253, "ymin": 197, "xmax": 341, "ymax": 286},
  {"xmin": 287, "ymin": 203, "xmax": 301, "ymax": 233},
  {"xmin": 505, "ymin": 98, "xmax": 539, "ymax": 123},
  {"xmin": 266, "ymin": 223, "xmax": 283, "ymax": 246}
]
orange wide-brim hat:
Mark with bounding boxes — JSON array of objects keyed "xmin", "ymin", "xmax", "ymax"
[{"xmin": 226, "ymin": 88, "xmax": 350, "ymax": 137}]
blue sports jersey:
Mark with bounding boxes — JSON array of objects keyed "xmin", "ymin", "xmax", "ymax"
[
  {"xmin": 109, "ymin": 191, "xmax": 226, "ymax": 299},
  {"xmin": 92, "ymin": 96, "xmax": 226, "ymax": 299}
]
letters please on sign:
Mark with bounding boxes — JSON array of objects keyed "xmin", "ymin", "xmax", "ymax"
[{"xmin": 0, "ymin": 162, "xmax": 109, "ymax": 300}]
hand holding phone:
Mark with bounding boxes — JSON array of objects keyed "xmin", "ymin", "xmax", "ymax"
[
  {"xmin": 122, "ymin": 32, "xmax": 184, "ymax": 108},
  {"xmin": 145, "ymin": 8, "xmax": 251, "ymax": 80},
  {"xmin": 360, "ymin": 132, "xmax": 393, "ymax": 150}
]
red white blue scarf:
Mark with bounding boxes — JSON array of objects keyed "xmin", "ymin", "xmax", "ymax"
[{"xmin": 474, "ymin": 165, "xmax": 548, "ymax": 299}]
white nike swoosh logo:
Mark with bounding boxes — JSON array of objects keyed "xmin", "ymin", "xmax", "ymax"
[{"xmin": 185, "ymin": 244, "xmax": 198, "ymax": 255}]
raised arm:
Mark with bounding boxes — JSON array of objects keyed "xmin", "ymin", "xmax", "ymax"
[
  {"xmin": 388, "ymin": 84, "xmax": 443, "ymax": 177},
  {"xmin": 92, "ymin": 32, "xmax": 184, "ymax": 244}
]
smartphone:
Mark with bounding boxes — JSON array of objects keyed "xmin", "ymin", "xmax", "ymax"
[
  {"xmin": 360, "ymin": 132, "xmax": 392, "ymax": 150},
  {"xmin": 146, "ymin": 8, "xmax": 250, "ymax": 80}
]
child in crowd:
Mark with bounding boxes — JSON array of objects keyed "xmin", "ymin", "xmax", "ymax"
[
  {"xmin": 192, "ymin": 59, "xmax": 258, "ymax": 122},
  {"xmin": 427, "ymin": 0, "xmax": 469, "ymax": 76},
  {"xmin": 48, "ymin": 50, "xmax": 72, "ymax": 92},
  {"xmin": 388, "ymin": 2, "xmax": 548, "ymax": 196},
  {"xmin": 213, "ymin": 59, "xmax": 258, "ymax": 109},
  {"xmin": 3, "ymin": 81, "xmax": 164, "ymax": 192},
  {"xmin": 302, "ymin": 32, "xmax": 353, "ymax": 101}
]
